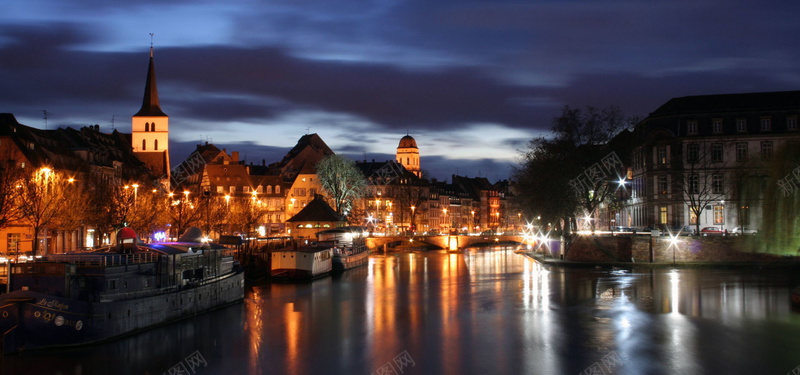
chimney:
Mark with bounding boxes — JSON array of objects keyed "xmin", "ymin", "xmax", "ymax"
[
  {"xmin": 232, "ymin": 151, "xmax": 239, "ymax": 162},
  {"xmin": 262, "ymin": 159, "xmax": 265, "ymax": 166}
]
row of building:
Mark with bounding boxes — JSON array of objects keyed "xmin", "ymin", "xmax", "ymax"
[{"xmin": 0, "ymin": 47, "xmax": 513, "ymax": 255}]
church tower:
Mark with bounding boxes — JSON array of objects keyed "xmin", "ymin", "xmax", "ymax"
[
  {"xmin": 396, "ymin": 135, "xmax": 420, "ymax": 177},
  {"xmin": 132, "ymin": 44, "xmax": 170, "ymax": 182}
]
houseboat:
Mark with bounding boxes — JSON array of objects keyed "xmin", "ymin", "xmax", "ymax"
[
  {"xmin": 0, "ymin": 227, "xmax": 244, "ymax": 354},
  {"xmin": 270, "ymin": 242, "xmax": 333, "ymax": 280},
  {"xmin": 318, "ymin": 227, "xmax": 370, "ymax": 271}
]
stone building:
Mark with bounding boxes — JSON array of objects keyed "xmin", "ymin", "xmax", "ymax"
[{"xmin": 623, "ymin": 90, "xmax": 800, "ymax": 232}]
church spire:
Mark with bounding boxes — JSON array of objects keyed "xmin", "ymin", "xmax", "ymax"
[{"xmin": 134, "ymin": 36, "xmax": 167, "ymax": 117}]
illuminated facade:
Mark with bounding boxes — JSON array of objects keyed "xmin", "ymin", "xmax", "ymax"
[
  {"xmin": 131, "ymin": 46, "xmax": 170, "ymax": 183},
  {"xmin": 396, "ymin": 135, "xmax": 420, "ymax": 178}
]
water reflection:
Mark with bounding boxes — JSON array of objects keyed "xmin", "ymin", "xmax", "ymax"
[{"xmin": 3, "ymin": 248, "xmax": 800, "ymax": 375}]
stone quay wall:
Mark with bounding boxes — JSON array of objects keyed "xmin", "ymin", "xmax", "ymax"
[{"xmin": 550, "ymin": 235, "xmax": 794, "ymax": 264}]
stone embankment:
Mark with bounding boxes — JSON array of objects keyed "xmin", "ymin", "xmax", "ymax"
[{"xmin": 524, "ymin": 234, "xmax": 799, "ymax": 267}]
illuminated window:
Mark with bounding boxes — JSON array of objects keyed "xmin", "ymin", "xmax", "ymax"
[
  {"xmin": 658, "ymin": 175, "xmax": 668, "ymax": 194},
  {"xmin": 229, "ymin": 186, "xmax": 235, "ymax": 194},
  {"xmin": 244, "ymin": 186, "xmax": 250, "ymax": 193},
  {"xmin": 660, "ymin": 207, "xmax": 667, "ymax": 224},
  {"xmin": 714, "ymin": 206, "xmax": 724, "ymax": 224},
  {"xmin": 275, "ymin": 186, "xmax": 280, "ymax": 194},
  {"xmin": 266, "ymin": 185, "xmax": 273, "ymax": 194},
  {"xmin": 657, "ymin": 146, "xmax": 667, "ymax": 165},
  {"xmin": 690, "ymin": 210, "xmax": 698, "ymax": 224},
  {"xmin": 216, "ymin": 186, "xmax": 224, "ymax": 193}
]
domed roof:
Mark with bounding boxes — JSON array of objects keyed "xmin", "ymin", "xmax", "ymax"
[{"xmin": 397, "ymin": 135, "xmax": 418, "ymax": 149}]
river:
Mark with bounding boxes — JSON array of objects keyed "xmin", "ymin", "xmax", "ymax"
[{"xmin": 3, "ymin": 247, "xmax": 800, "ymax": 375}]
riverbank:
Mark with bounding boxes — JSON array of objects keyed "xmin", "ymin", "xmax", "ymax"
[{"xmin": 519, "ymin": 249, "xmax": 800, "ymax": 269}]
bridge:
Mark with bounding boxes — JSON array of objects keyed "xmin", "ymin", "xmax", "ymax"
[{"xmin": 366, "ymin": 234, "xmax": 528, "ymax": 251}]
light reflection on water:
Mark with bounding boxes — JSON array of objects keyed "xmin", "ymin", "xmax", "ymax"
[{"xmin": 3, "ymin": 247, "xmax": 800, "ymax": 375}]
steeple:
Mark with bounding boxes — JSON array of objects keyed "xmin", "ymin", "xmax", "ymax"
[{"xmin": 134, "ymin": 43, "xmax": 167, "ymax": 117}]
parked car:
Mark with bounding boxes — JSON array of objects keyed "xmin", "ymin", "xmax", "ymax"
[
  {"xmin": 611, "ymin": 226, "xmax": 635, "ymax": 233},
  {"xmin": 731, "ymin": 227, "xmax": 758, "ymax": 235},
  {"xmin": 700, "ymin": 226, "xmax": 723, "ymax": 235}
]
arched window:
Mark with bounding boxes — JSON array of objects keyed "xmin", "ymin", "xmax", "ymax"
[
  {"xmin": 145, "ymin": 122, "xmax": 149, "ymax": 132},
  {"xmin": 276, "ymin": 186, "xmax": 280, "ymax": 194},
  {"xmin": 151, "ymin": 123, "xmax": 156, "ymax": 132},
  {"xmin": 154, "ymin": 139, "xmax": 158, "ymax": 150},
  {"xmin": 142, "ymin": 140, "xmax": 146, "ymax": 151}
]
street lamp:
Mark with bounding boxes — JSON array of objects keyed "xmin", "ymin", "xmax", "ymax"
[
  {"xmin": 410, "ymin": 205, "xmax": 416, "ymax": 234},
  {"xmin": 471, "ymin": 211, "xmax": 475, "ymax": 233},
  {"xmin": 443, "ymin": 208, "xmax": 448, "ymax": 233}
]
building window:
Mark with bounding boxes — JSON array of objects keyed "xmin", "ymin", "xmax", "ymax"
[
  {"xmin": 736, "ymin": 143, "xmax": 748, "ymax": 161},
  {"xmin": 229, "ymin": 186, "xmax": 235, "ymax": 194},
  {"xmin": 142, "ymin": 140, "xmax": 146, "ymax": 151},
  {"xmin": 309, "ymin": 188, "xmax": 316, "ymax": 196},
  {"xmin": 686, "ymin": 144, "xmax": 699, "ymax": 164},
  {"xmin": 154, "ymin": 139, "xmax": 158, "ymax": 151},
  {"xmin": 275, "ymin": 186, "xmax": 280, "ymax": 194},
  {"xmin": 7, "ymin": 233, "xmax": 20, "ymax": 255},
  {"xmin": 711, "ymin": 143, "xmax": 723, "ymax": 163},
  {"xmin": 712, "ymin": 174, "xmax": 724, "ymax": 194},
  {"xmin": 761, "ymin": 141, "xmax": 773, "ymax": 159},
  {"xmin": 788, "ymin": 117, "xmax": 798, "ymax": 131},
  {"xmin": 713, "ymin": 206, "xmax": 724, "ymax": 224},
  {"xmin": 687, "ymin": 120, "xmax": 698, "ymax": 135},
  {"xmin": 145, "ymin": 122, "xmax": 150, "ymax": 132},
  {"xmin": 216, "ymin": 186, "xmax": 224, "ymax": 193},
  {"xmin": 257, "ymin": 185, "xmax": 263, "ymax": 193},
  {"xmin": 688, "ymin": 174, "xmax": 699, "ymax": 194},
  {"xmin": 660, "ymin": 207, "xmax": 668, "ymax": 224},
  {"xmin": 657, "ymin": 146, "xmax": 667, "ymax": 165},
  {"xmin": 658, "ymin": 175, "xmax": 668, "ymax": 194},
  {"xmin": 736, "ymin": 118, "xmax": 747, "ymax": 133},
  {"xmin": 690, "ymin": 209, "xmax": 698, "ymax": 224},
  {"xmin": 712, "ymin": 119, "xmax": 723, "ymax": 134},
  {"xmin": 760, "ymin": 117, "xmax": 772, "ymax": 131},
  {"xmin": 294, "ymin": 188, "xmax": 306, "ymax": 196},
  {"xmin": 243, "ymin": 186, "xmax": 250, "ymax": 193},
  {"xmin": 151, "ymin": 123, "xmax": 156, "ymax": 132},
  {"xmin": 266, "ymin": 185, "xmax": 273, "ymax": 194}
]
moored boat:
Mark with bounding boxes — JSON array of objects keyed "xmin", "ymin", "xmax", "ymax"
[
  {"xmin": 318, "ymin": 227, "xmax": 370, "ymax": 271},
  {"xmin": 0, "ymin": 227, "xmax": 244, "ymax": 354},
  {"xmin": 270, "ymin": 242, "xmax": 333, "ymax": 280}
]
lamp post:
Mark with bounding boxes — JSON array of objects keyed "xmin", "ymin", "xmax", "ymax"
[
  {"xmin": 471, "ymin": 211, "xmax": 475, "ymax": 234},
  {"xmin": 443, "ymin": 208, "xmax": 448, "ymax": 233},
  {"xmin": 410, "ymin": 206, "xmax": 416, "ymax": 235}
]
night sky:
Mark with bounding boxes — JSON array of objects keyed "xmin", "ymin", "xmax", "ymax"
[{"xmin": 3, "ymin": 1, "xmax": 800, "ymax": 181}]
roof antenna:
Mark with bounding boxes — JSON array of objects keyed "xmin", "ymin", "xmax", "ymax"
[
  {"xmin": 149, "ymin": 33, "xmax": 154, "ymax": 57},
  {"xmin": 43, "ymin": 109, "xmax": 50, "ymax": 130},
  {"xmin": 111, "ymin": 114, "xmax": 116, "ymax": 130},
  {"xmin": 306, "ymin": 127, "xmax": 310, "ymax": 135}
]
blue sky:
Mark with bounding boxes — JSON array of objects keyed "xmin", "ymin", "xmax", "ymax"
[{"xmin": 3, "ymin": 0, "xmax": 800, "ymax": 181}]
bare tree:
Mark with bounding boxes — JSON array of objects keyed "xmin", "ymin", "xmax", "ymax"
[
  {"xmin": 315, "ymin": 155, "xmax": 367, "ymax": 216},
  {"xmin": 16, "ymin": 167, "xmax": 70, "ymax": 256},
  {"xmin": 0, "ymin": 158, "xmax": 22, "ymax": 230},
  {"xmin": 673, "ymin": 142, "xmax": 727, "ymax": 234}
]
